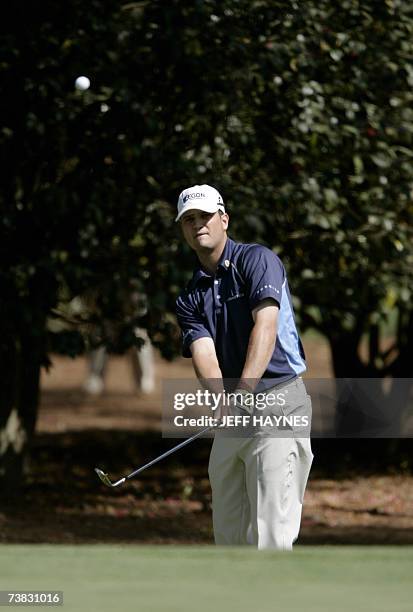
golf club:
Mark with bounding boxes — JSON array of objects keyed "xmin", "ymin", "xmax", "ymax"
[{"xmin": 95, "ymin": 421, "xmax": 217, "ymax": 488}]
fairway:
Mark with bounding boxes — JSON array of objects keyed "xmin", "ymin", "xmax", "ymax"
[{"xmin": 0, "ymin": 546, "xmax": 412, "ymax": 612}]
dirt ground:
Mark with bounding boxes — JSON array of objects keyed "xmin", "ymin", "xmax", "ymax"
[{"xmin": 1, "ymin": 338, "xmax": 412, "ymax": 545}]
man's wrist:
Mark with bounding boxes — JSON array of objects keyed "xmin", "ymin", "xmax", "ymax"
[
  {"xmin": 233, "ymin": 388, "xmax": 255, "ymax": 415},
  {"xmin": 236, "ymin": 380, "xmax": 255, "ymax": 393}
]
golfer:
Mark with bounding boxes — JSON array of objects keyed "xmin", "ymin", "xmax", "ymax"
[{"xmin": 175, "ymin": 184, "xmax": 313, "ymax": 550}]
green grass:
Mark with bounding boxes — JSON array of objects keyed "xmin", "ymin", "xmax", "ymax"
[{"xmin": 0, "ymin": 545, "xmax": 412, "ymax": 612}]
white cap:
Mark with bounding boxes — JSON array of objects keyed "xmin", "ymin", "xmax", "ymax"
[{"xmin": 175, "ymin": 184, "xmax": 225, "ymax": 222}]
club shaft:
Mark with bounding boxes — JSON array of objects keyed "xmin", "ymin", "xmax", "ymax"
[{"xmin": 125, "ymin": 423, "xmax": 216, "ymax": 481}]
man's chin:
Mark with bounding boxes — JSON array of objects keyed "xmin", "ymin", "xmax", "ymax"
[{"xmin": 194, "ymin": 237, "xmax": 213, "ymax": 249}]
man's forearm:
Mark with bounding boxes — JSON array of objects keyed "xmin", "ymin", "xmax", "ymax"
[
  {"xmin": 193, "ymin": 360, "xmax": 225, "ymax": 393},
  {"xmin": 238, "ymin": 319, "xmax": 277, "ymax": 391},
  {"xmin": 190, "ymin": 338, "xmax": 228, "ymax": 420},
  {"xmin": 190, "ymin": 338, "xmax": 225, "ymax": 394}
]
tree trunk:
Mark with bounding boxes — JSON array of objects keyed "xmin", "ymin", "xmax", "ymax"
[
  {"xmin": 328, "ymin": 321, "xmax": 413, "ymax": 437},
  {"xmin": 329, "ymin": 327, "xmax": 380, "ymax": 436},
  {"xmin": 329, "ymin": 332, "xmax": 366, "ymax": 379},
  {"xmin": 0, "ymin": 330, "xmax": 42, "ymax": 499}
]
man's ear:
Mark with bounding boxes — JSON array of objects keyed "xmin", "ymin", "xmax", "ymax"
[{"xmin": 220, "ymin": 212, "xmax": 229, "ymax": 230}]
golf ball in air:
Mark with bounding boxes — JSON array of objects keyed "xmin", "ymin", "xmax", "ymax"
[{"xmin": 75, "ymin": 76, "xmax": 90, "ymax": 91}]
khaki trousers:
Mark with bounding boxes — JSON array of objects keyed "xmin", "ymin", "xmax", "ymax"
[{"xmin": 208, "ymin": 378, "xmax": 314, "ymax": 550}]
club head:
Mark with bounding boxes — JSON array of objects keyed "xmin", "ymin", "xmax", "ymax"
[
  {"xmin": 95, "ymin": 468, "xmax": 114, "ymax": 487},
  {"xmin": 95, "ymin": 467, "xmax": 126, "ymax": 488}
]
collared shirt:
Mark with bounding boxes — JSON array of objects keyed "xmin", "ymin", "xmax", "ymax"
[{"xmin": 175, "ymin": 237, "xmax": 306, "ymax": 392}]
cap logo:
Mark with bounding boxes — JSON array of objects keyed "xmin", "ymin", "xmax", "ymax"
[{"xmin": 183, "ymin": 192, "xmax": 207, "ymax": 203}]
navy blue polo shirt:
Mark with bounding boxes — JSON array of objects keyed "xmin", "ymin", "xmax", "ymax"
[{"xmin": 175, "ymin": 237, "xmax": 306, "ymax": 392}]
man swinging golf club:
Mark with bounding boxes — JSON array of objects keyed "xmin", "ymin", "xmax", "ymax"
[{"xmin": 175, "ymin": 184, "xmax": 313, "ymax": 550}]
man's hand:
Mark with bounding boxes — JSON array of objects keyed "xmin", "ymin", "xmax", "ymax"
[
  {"xmin": 212, "ymin": 389, "xmax": 255, "ymax": 425},
  {"xmin": 211, "ymin": 397, "xmax": 231, "ymax": 424},
  {"xmin": 229, "ymin": 388, "xmax": 255, "ymax": 416}
]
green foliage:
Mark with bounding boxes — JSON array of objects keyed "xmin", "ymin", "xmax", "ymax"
[{"xmin": 1, "ymin": 0, "xmax": 412, "ymax": 374}]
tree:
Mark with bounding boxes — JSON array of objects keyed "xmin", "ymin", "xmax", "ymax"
[{"xmin": 236, "ymin": 0, "xmax": 413, "ymax": 434}]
